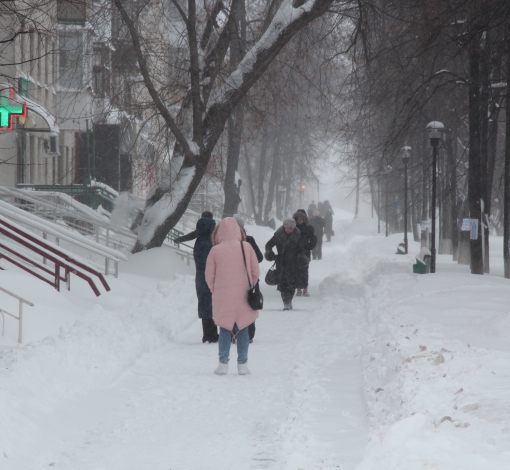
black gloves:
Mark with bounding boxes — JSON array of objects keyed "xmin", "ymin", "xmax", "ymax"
[{"xmin": 265, "ymin": 250, "xmax": 276, "ymax": 261}]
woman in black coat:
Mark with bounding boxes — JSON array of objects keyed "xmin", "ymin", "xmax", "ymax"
[
  {"xmin": 193, "ymin": 217, "xmax": 218, "ymax": 343},
  {"xmin": 293, "ymin": 210, "xmax": 316, "ymax": 296},
  {"xmin": 265, "ymin": 218, "xmax": 306, "ymax": 310}
]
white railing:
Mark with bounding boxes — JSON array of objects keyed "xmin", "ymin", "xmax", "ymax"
[
  {"xmin": 0, "ymin": 286, "xmax": 34, "ymax": 344},
  {"xmin": 0, "ymin": 199, "xmax": 127, "ymax": 277},
  {"xmin": 0, "ymin": 186, "xmax": 196, "ymax": 267}
]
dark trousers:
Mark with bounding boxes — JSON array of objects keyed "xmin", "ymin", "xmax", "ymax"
[
  {"xmin": 202, "ymin": 318, "xmax": 218, "ymax": 343},
  {"xmin": 312, "ymin": 240, "xmax": 323, "ymax": 259},
  {"xmin": 248, "ymin": 322, "xmax": 256, "ymax": 341}
]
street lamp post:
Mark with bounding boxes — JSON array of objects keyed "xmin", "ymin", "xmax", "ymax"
[
  {"xmin": 426, "ymin": 121, "xmax": 444, "ymax": 273},
  {"xmin": 402, "ymin": 146, "xmax": 411, "ymax": 254},
  {"xmin": 385, "ymin": 168, "xmax": 389, "ymax": 237},
  {"xmin": 385, "ymin": 165, "xmax": 391, "ymax": 237}
]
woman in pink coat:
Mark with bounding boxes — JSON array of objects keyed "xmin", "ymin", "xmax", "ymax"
[{"xmin": 205, "ymin": 217, "xmax": 260, "ymax": 376}]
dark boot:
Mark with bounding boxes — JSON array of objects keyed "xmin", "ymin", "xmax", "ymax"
[
  {"xmin": 281, "ymin": 291, "xmax": 294, "ymax": 310},
  {"xmin": 248, "ymin": 322, "xmax": 256, "ymax": 343}
]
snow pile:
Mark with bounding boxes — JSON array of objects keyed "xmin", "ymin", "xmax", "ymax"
[
  {"xmin": 0, "ymin": 252, "xmax": 197, "ymax": 467},
  {"xmin": 3, "ymin": 212, "xmax": 510, "ymax": 468},
  {"xmin": 357, "ymin": 267, "xmax": 510, "ymax": 469},
  {"xmin": 316, "ymin": 221, "xmax": 510, "ymax": 469}
]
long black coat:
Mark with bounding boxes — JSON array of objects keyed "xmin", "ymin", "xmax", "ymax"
[
  {"xmin": 193, "ymin": 217, "xmax": 216, "ymax": 319},
  {"xmin": 293, "ymin": 212, "xmax": 316, "ymax": 259},
  {"xmin": 265, "ymin": 226, "xmax": 306, "ymax": 293}
]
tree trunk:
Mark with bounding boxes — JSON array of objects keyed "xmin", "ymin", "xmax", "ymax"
[
  {"xmin": 243, "ymin": 142, "xmax": 257, "ymax": 219},
  {"xmin": 255, "ymin": 128, "xmax": 269, "ymax": 224},
  {"xmin": 222, "ymin": 0, "xmax": 246, "ymax": 218},
  {"xmin": 446, "ymin": 133, "xmax": 459, "ymax": 260},
  {"xmin": 264, "ymin": 134, "xmax": 281, "ymax": 223},
  {"xmin": 467, "ymin": 11, "xmax": 484, "ymax": 275},
  {"xmin": 480, "ymin": 27, "xmax": 491, "ymax": 273},
  {"xmin": 223, "ymin": 106, "xmax": 245, "ymax": 218},
  {"xmin": 504, "ymin": 23, "xmax": 510, "ymax": 278}
]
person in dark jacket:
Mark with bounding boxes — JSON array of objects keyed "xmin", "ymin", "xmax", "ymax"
[
  {"xmin": 307, "ymin": 200, "xmax": 317, "ymax": 218},
  {"xmin": 318, "ymin": 201, "xmax": 325, "ymax": 217},
  {"xmin": 324, "ymin": 209, "xmax": 334, "ymax": 242},
  {"xmin": 265, "ymin": 218, "xmax": 306, "ymax": 310},
  {"xmin": 293, "ymin": 210, "xmax": 316, "ymax": 297},
  {"xmin": 235, "ymin": 217, "xmax": 263, "ymax": 342},
  {"xmin": 192, "ymin": 217, "xmax": 218, "ymax": 343},
  {"xmin": 310, "ymin": 211, "xmax": 326, "ymax": 260},
  {"xmin": 235, "ymin": 217, "xmax": 263, "ymax": 263},
  {"xmin": 173, "ymin": 211, "xmax": 214, "ymax": 244}
]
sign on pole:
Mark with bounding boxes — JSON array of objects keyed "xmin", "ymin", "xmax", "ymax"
[{"xmin": 470, "ymin": 219, "xmax": 479, "ymax": 240}]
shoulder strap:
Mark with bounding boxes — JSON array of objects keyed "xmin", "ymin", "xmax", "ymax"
[{"xmin": 240, "ymin": 241, "xmax": 253, "ymax": 289}]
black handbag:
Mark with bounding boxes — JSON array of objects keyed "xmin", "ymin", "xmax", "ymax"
[
  {"xmin": 241, "ymin": 242, "xmax": 263, "ymax": 310},
  {"xmin": 265, "ymin": 262, "xmax": 278, "ymax": 286}
]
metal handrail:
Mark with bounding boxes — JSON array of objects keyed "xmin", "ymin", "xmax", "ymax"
[
  {"xmin": 0, "ymin": 194, "xmax": 127, "ymax": 277},
  {"xmin": 0, "ymin": 285, "xmax": 34, "ymax": 344},
  {"xmin": 0, "ymin": 216, "xmax": 109, "ymax": 296},
  {"xmin": 0, "ymin": 186, "xmax": 196, "ymax": 269}
]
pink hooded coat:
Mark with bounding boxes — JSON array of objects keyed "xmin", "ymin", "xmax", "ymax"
[{"xmin": 205, "ymin": 217, "xmax": 260, "ymax": 331}]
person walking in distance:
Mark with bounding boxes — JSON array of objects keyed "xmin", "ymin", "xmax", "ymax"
[
  {"xmin": 324, "ymin": 208, "xmax": 334, "ymax": 242},
  {"xmin": 293, "ymin": 210, "xmax": 315, "ymax": 297},
  {"xmin": 307, "ymin": 200, "xmax": 317, "ymax": 218},
  {"xmin": 310, "ymin": 211, "xmax": 326, "ymax": 260},
  {"xmin": 234, "ymin": 217, "xmax": 263, "ymax": 343},
  {"xmin": 206, "ymin": 218, "xmax": 260, "ymax": 375},
  {"xmin": 176, "ymin": 215, "xmax": 218, "ymax": 343},
  {"xmin": 265, "ymin": 218, "xmax": 306, "ymax": 310}
]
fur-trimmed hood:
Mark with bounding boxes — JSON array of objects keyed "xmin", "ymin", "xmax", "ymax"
[{"xmin": 293, "ymin": 211, "xmax": 310, "ymax": 226}]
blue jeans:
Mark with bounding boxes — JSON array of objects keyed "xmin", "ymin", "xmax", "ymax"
[{"xmin": 218, "ymin": 325, "xmax": 249, "ymax": 364}]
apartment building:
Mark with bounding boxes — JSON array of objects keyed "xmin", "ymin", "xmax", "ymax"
[{"xmin": 0, "ymin": 0, "xmax": 182, "ymax": 200}]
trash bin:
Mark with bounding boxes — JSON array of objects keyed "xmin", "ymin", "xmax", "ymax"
[
  {"xmin": 396, "ymin": 243, "xmax": 405, "ymax": 255},
  {"xmin": 413, "ymin": 254, "xmax": 431, "ymax": 274}
]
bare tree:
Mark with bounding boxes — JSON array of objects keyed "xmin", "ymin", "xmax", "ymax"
[{"xmin": 112, "ymin": 0, "xmax": 347, "ymax": 252}]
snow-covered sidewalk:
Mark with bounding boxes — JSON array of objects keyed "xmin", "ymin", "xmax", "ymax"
[{"xmin": 1, "ymin": 217, "xmax": 510, "ymax": 469}]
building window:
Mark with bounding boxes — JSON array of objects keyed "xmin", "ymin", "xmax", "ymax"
[
  {"xmin": 19, "ymin": 77, "xmax": 30, "ymax": 98},
  {"xmin": 57, "ymin": 0, "xmax": 86, "ymax": 25},
  {"xmin": 59, "ymin": 32, "xmax": 83, "ymax": 89},
  {"xmin": 92, "ymin": 44, "xmax": 110, "ymax": 97}
]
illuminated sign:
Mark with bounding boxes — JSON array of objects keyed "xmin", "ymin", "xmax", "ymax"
[{"xmin": 0, "ymin": 87, "xmax": 26, "ymax": 131}]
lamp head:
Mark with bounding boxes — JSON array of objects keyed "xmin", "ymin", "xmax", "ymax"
[
  {"xmin": 402, "ymin": 146, "xmax": 411, "ymax": 165},
  {"xmin": 426, "ymin": 121, "xmax": 444, "ymax": 147}
]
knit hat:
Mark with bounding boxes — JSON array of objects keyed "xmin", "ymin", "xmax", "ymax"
[
  {"xmin": 283, "ymin": 217, "xmax": 296, "ymax": 228},
  {"xmin": 201, "ymin": 211, "xmax": 213, "ymax": 218},
  {"xmin": 234, "ymin": 216, "xmax": 245, "ymax": 228},
  {"xmin": 313, "ymin": 211, "xmax": 320, "ymax": 216}
]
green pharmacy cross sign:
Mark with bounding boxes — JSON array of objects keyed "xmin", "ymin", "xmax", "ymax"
[{"xmin": 0, "ymin": 87, "xmax": 26, "ymax": 131}]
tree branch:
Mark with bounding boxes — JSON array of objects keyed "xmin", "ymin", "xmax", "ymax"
[
  {"xmin": 200, "ymin": 0, "xmax": 224, "ymax": 51},
  {"xmin": 201, "ymin": 0, "xmax": 239, "ymax": 105},
  {"xmin": 187, "ymin": 0, "xmax": 204, "ymax": 149},
  {"xmin": 112, "ymin": 0, "xmax": 197, "ymax": 164}
]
